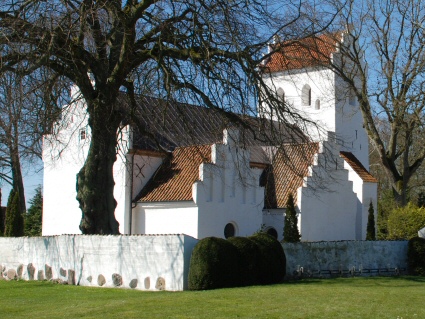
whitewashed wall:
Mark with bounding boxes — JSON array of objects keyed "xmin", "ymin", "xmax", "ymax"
[
  {"xmin": 261, "ymin": 67, "xmax": 337, "ymax": 142},
  {"xmin": 0, "ymin": 234, "xmax": 198, "ymax": 291},
  {"xmin": 42, "ymin": 95, "xmax": 132, "ymax": 235},
  {"xmin": 283, "ymin": 241, "xmax": 408, "ymax": 277},
  {"xmin": 297, "ymin": 137, "xmax": 359, "ymax": 241}
]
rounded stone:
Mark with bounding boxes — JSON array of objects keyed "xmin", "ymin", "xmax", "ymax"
[
  {"xmin": 129, "ymin": 279, "xmax": 138, "ymax": 289},
  {"xmin": 155, "ymin": 277, "xmax": 165, "ymax": 291},
  {"xmin": 45, "ymin": 265, "xmax": 53, "ymax": 280},
  {"xmin": 144, "ymin": 277, "xmax": 150, "ymax": 289},
  {"xmin": 37, "ymin": 270, "xmax": 45, "ymax": 281},
  {"xmin": 59, "ymin": 268, "xmax": 67, "ymax": 277},
  {"xmin": 87, "ymin": 276, "xmax": 92, "ymax": 283},
  {"xmin": 7, "ymin": 269, "xmax": 17, "ymax": 280},
  {"xmin": 17, "ymin": 264, "xmax": 24, "ymax": 278},
  {"xmin": 27, "ymin": 263, "xmax": 35, "ymax": 280},
  {"xmin": 112, "ymin": 273, "xmax": 122, "ymax": 287},
  {"xmin": 97, "ymin": 274, "xmax": 106, "ymax": 286}
]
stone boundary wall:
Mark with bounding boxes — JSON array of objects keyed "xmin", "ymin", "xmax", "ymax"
[
  {"xmin": 0, "ymin": 234, "xmax": 198, "ymax": 291},
  {"xmin": 283, "ymin": 241, "xmax": 409, "ymax": 278}
]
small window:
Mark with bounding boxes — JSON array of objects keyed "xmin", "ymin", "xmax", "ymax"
[
  {"xmin": 224, "ymin": 223, "xmax": 236, "ymax": 239},
  {"xmin": 80, "ymin": 128, "xmax": 86, "ymax": 140},
  {"xmin": 266, "ymin": 227, "xmax": 278, "ymax": 239},
  {"xmin": 301, "ymin": 84, "xmax": 311, "ymax": 106},
  {"xmin": 277, "ymin": 87, "xmax": 285, "ymax": 103},
  {"xmin": 349, "ymin": 89, "xmax": 356, "ymax": 106},
  {"xmin": 315, "ymin": 99, "xmax": 320, "ymax": 110}
]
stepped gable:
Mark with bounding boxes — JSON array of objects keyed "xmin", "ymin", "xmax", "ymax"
[
  {"xmin": 263, "ymin": 143, "xmax": 319, "ymax": 209},
  {"xmin": 340, "ymin": 151, "xmax": 378, "ymax": 183},
  {"xmin": 135, "ymin": 145, "xmax": 212, "ymax": 202},
  {"xmin": 263, "ymin": 32, "xmax": 342, "ymax": 73}
]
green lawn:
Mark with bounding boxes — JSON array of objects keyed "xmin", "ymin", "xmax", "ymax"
[{"xmin": 0, "ymin": 277, "xmax": 424, "ymax": 319}]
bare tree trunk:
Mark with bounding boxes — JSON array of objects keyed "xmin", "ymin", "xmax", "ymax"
[{"xmin": 76, "ymin": 100, "xmax": 121, "ymax": 234}]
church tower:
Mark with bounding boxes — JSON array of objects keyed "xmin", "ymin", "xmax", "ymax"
[{"xmin": 260, "ymin": 32, "xmax": 369, "ymax": 169}]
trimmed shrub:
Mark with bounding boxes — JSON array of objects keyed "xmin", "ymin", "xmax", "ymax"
[
  {"xmin": 249, "ymin": 233, "xmax": 286, "ymax": 284},
  {"xmin": 227, "ymin": 236, "xmax": 261, "ymax": 286},
  {"xmin": 188, "ymin": 237, "xmax": 240, "ymax": 290},
  {"xmin": 408, "ymin": 237, "xmax": 425, "ymax": 276},
  {"xmin": 387, "ymin": 203, "xmax": 425, "ymax": 240}
]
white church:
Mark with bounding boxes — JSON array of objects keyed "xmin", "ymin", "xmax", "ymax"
[{"xmin": 42, "ymin": 32, "xmax": 378, "ymax": 241}]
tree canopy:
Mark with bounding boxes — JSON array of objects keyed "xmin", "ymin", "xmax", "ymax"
[{"xmin": 0, "ymin": 0, "xmax": 337, "ymax": 234}]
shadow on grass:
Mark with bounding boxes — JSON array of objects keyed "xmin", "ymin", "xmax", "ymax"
[{"xmin": 283, "ymin": 276, "xmax": 425, "ymax": 287}]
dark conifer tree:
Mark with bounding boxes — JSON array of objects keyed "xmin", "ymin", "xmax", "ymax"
[
  {"xmin": 283, "ymin": 193, "xmax": 301, "ymax": 242},
  {"xmin": 366, "ymin": 201, "xmax": 376, "ymax": 240}
]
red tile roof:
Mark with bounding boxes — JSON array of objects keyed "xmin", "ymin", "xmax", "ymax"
[
  {"xmin": 263, "ymin": 32, "xmax": 342, "ymax": 73},
  {"xmin": 263, "ymin": 143, "xmax": 319, "ymax": 208},
  {"xmin": 340, "ymin": 151, "xmax": 378, "ymax": 183},
  {"xmin": 138, "ymin": 142, "xmax": 319, "ymax": 207},
  {"xmin": 136, "ymin": 145, "xmax": 212, "ymax": 202}
]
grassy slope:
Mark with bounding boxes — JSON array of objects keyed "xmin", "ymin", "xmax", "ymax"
[{"xmin": 1, "ymin": 277, "xmax": 424, "ymax": 319}]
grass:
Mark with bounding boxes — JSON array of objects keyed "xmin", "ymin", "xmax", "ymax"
[{"xmin": 1, "ymin": 277, "xmax": 425, "ymax": 319}]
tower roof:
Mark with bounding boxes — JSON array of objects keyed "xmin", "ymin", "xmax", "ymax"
[{"xmin": 263, "ymin": 32, "xmax": 343, "ymax": 73}]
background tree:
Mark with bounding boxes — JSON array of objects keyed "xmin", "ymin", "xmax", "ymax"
[
  {"xmin": 4, "ymin": 189, "xmax": 24, "ymax": 237},
  {"xmin": 366, "ymin": 201, "xmax": 376, "ymax": 240},
  {"xmin": 316, "ymin": 0, "xmax": 425, "ymax": 206},
  {"xmin": 24, "ymin": 185, "xmax": 42, "ymax": 237},
  {"xmin": 0, "ymin": 0, "xmax": 338, "ymax": 234},
  {"xmin": 283, "ymin": 193, "xmax": 301, "ymax": 242},
  {"xmin": 387, "ymin": 203, "xmax": 425, "ymax": 240}
]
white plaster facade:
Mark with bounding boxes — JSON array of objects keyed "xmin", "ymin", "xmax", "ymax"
[
  {"xmin": 42, "ymin": 33, "xmax": 378, "ymax": 242},
  {"xmin": 132, "ymin": 130, "xmax": 264, "ymax": 239}
]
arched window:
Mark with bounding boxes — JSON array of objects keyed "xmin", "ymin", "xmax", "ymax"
[
  {"xmin": 266, "ymin": 227, "xmax": 278, "ymax": 239},
  {"xmin": 315, "ymin": 99, "xmax": 320, "ymax": 110},
  {"xmin": 301, "ymin": 84, "xmax": 311, "ymax": 106},
  {"xmin": 277, "ymin": 87, "xmax": 285, "ymax": 103},
  {"xmin": 224, "ymin": 223, "xmax": 237, "ymax": 238}
]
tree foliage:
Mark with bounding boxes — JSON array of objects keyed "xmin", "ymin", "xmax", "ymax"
[
  {"xmin": 387, "ymin": 203, "xmax": 425, "ymax": 240},
  {"xmin": 24, "ymin": 186, "xmax": 43, "ymax": 237},
  {"xmin": 4, "ymin": 189, "xmax": 24, "ymax": 237},
  {"xmin": 319, "ymin": 0, "xmax": 425, "ymax": 206},
  {"xmin": 366, "ymin": 201, "xmax": 376, "ymax": 240},
  {"xmin": 0, "ymin": 0, "xmax": 337, "ymax": 234},
  {"xmin": 283, "ymin": 193, "xmax": 301, "ymax": 242}
]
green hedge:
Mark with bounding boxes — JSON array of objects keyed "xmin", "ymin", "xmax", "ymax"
[
  {"xmin": 407, "ymin": 237, "xmax": 425, "ymax": 276},
  {"xmin": 249, "ymin": 233, "xmax": 286, "ymax": 284},
  {"xmin": 227, "ymin": 236, "xmax": 260, "ymax": 286},
  {"xmin": 387, "ymin": 203, "xmax": 425, "ymax": 240},
  {"xmin": 188, "ymin": 233, "xmax": 286, "ymax": 290},
  {"xmin": 188, "ymin": 237, "xmax": 240, "ymax": 290}
]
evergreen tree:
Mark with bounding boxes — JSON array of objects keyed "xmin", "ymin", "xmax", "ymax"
[
  {"xmin": 366, "ymin": 201, "xmax": 376, "ymax": 240},
  {"xmin": 4, "ymin": 189, "xmax": 24, "ymax": 237},
  {"xmin": 24, "ymin": 186, "xmax": 42, "ymax": 236},
  {"xmin": 283, "ymin": 193, "xmax": 301, "ymax": 242}
]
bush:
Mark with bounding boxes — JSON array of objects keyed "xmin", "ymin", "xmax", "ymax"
[
  {"xmin": 407, "ymin": 237, "xmax": 425, "ymax": 276},
  {"xmin": 249, "ymin": 233, "xmax": 286, "ymax": 284},
  {"xmin": 188, "ymin": 237, "xmax": 240, "ymax": 290},
  {"xmin": 227, "ymin": 236, "xmax": 260, "ymax": 286},
  {"xmin": 387, "ymin": 203, "xmax": 425, "ymax": 240}
]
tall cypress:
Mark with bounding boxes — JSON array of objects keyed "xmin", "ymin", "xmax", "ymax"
[
  {"xmin": 4, "ymin": 189, "xmax": 24, "ymax": 237},
  {"xmin": 283, "ymin": 193, "xmax": 301, "ymax": 242},
  {"xmin": 366, "ymin": 201, "xmax": 376, "ymax": 240}
]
